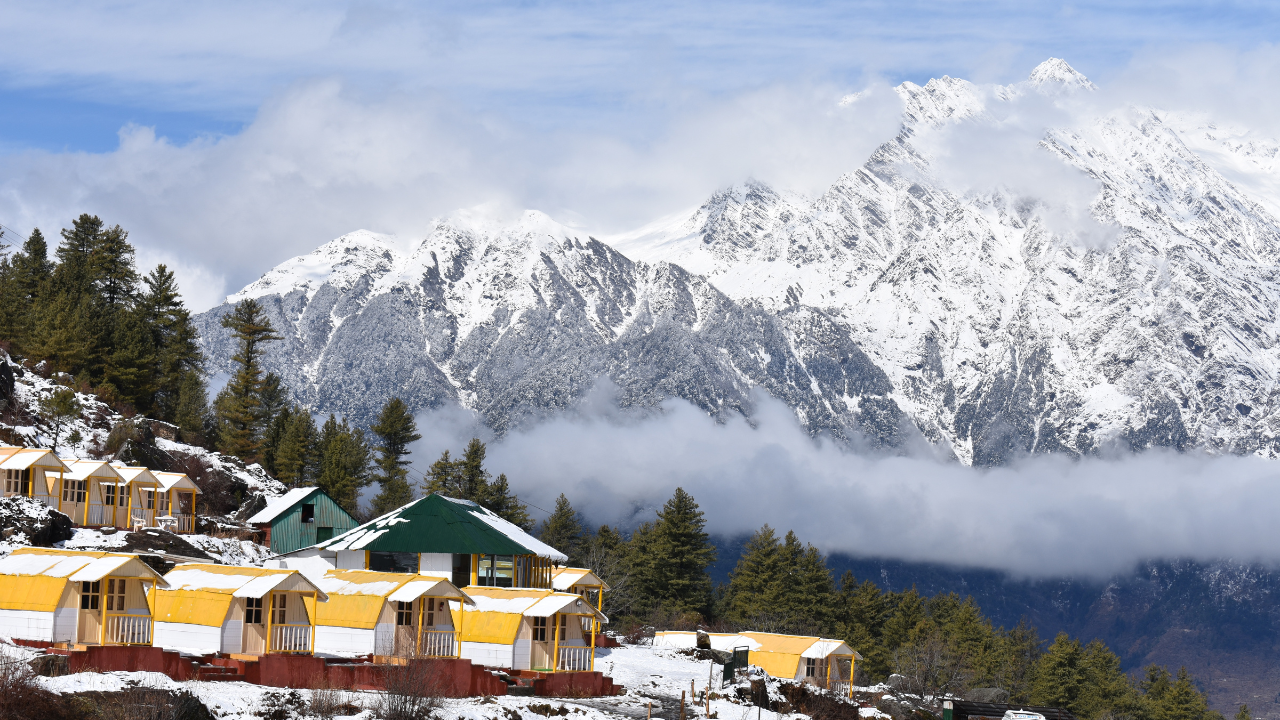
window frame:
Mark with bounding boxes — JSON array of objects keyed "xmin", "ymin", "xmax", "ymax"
[
  {"xmin": 246, "ymin": 596, "xmax": 263, "ymax": 625},
  {"xmin": 80, "ymin": 580, "xmax": 101, "ymax": 610}
]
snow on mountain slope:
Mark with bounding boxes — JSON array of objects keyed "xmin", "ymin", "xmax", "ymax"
[{"xmin": 196, "ymin": 58, "xmax": 1280, "ymax": 465}]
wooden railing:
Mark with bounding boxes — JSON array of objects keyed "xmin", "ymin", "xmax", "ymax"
[
  {"xmin": 828, "ymin": 680, "xmax": 852, "ymax": 697},
  {"xmin": 270, "ymin": 624, "xmax": 311, "ymax": 653},
  {"xmin": 556, "ymin": 646, "xmax": 592, "ymax": 672},
  {"xmin": 87, "ymin": 504, "xmax": 114, "ymax": 526},
  {"xmin": 417, "ymin": 630, "xmax": 457, "ymax": 657},
  {"xmin": 130, "ymin": 508, "xmax": 155, "ymax": 529},
  {"xmin": 105, "ymin": 614, "xmax": 151, "ymax": 645}
]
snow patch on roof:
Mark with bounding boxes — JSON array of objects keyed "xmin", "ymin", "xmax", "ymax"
[{"xmin": 247, "ymin": 487, "xmax": 318, "ymax": 524}]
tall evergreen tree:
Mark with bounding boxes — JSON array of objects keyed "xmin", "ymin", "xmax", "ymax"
[
  {"xmin": 1031, "ymin": 634, "xmax": 1084, "ymax": 711},
  {"xmin": 631, "ymin": 487, "xmax": 716, "ymax": 616},
  {"xmin": 538, "ymin": 494, "xmax": 585, "ymax": 562},
  {"xmin": 214, "ymin": 298, "xmax": 281, "ymax": 461},
  {"xmin": 54, "ymin": 214, "xmax": 104, "ymax": 295},
  {"xmin": 173, "ymin": 370, "xmax": 211, "ymax": 443},
  {"xmin": 724, "ymin": 525, "xmax": 784, "ymax": 625},
  {"xmin": 370, "ymin": 397, "xmax": 421, "ymax": 515},
  {"xmin": 882, "ymin": 587, "xmax": 927, "ymax": 651},
  {"xmin": 316, "ymin": 414, "xmax": 372, "ymax": 513},
  {"xmin": 138, "ymin": 264, "xmax": 203, "ymax": 418},
  {"xmin": 1236, "ymin": 706, "xmax": 1251, "ymax": 720},
  {"xmin": 0, "ymin": 228, "xmax": 54, "ymax": 349},
  {"xmin": 423, "ymin": 438, "xmax": 532, "ymax": 529},
  {"xmin": 273, "ymin": 408, "xmax": 318, "ymax": 487}
]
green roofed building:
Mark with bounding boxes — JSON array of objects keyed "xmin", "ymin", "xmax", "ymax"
[
  {"xmin": 247, "ymin": 486, "xmax": 360, "ymax": 555},
  {"xmin": 276, "ymin": 493, "xmax": 568, "ymax": 589}
]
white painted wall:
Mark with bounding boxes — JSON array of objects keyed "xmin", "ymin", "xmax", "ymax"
[
  {"xmin": 419, "ymin": 553, "xmax": 451, "ymax": 577},
  {"xmin": 154, "ymin": 622, "xmax": 221, "ymax": 654},
  {"xmin": 373, "ymin": 622, "xmax": 395, "ymax": 656},
  {"xmin": 220, "ymin": 620, "xmax": 243, "ymax": 654},
  {"xmin": 314, "ymin": 625, "xmax": 376, "ymax": 656},
  {"xmin": 460, "ymin": 641, "xmax": 513, "ymax": 669},
  {"xmin": 0, "ymin": 609, "xmax": 53, "ymax": 642},
  {"xmin": 336, "ymin": 550, "xmax": 364, "ymax": 569},
  {"xmin": 513, "ymin": 638, "xmax": 531, "ymax": 670},
  {"xmin": 52, "ymin": 607, "xmax": 76, "ymax": 643}
]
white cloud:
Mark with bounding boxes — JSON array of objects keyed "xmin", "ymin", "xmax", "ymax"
[
  {"xmin": 407, "ymin": 390, "xmax": 1280, "ymax": 579},
  {"xmin": 0, "ymin": 78, "xmax": 902, "ymax": 311}
]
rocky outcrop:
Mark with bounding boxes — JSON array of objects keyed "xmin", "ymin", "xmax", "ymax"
[{"xmin": 0, "ymin": 496, "xmax": 73, "ymax": 547}]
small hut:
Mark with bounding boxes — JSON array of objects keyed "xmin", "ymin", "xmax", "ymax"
[
  {"xmin": 456, "ymin": 587, "xmax": 608, "ymax": 672},
  {"xmin": 247, "ymin": 487, "xmax": 359, "ymax": 554},
  {"xmin": 654, "ymin": 630, "xmax": 860, "ymax": 697},
  {"xmin": 154, "ymin": 564, "xmax": 328, "ymax": 656},
  {"xmin": 0, "ymin": 446, "xmax": 70, "ymax": 502},
  {"xmin": 151, "ymin": 471, "xmax": 202, "ymax": 534},
  {"xmin": 299, "ymin": 568, "xmax": 474, "ymax": 658},
  {"xmin": 0, "ymin": 547, "xmax": 169, "ymax": 646}
]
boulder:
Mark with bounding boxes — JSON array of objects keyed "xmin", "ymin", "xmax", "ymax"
[
  {"xmin": 965, "ymin": 688, "xmax": 1010, "ymax": 703},
  {"xmin": 0, "ymin": 496, "xmax": 74, "ymax": 547},
  {"xmin": 0, "ymin": 359, "xmax": 13, "ymax": 408}
]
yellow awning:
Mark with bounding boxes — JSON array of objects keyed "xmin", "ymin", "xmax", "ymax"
[
  {"xmin": 314, "ymin": 594, "xmax": 387, "ymax": 630},
  {"xmin": 459, "ymin": 611, "xmax": 523, "ymax": 645},
  {"xmin": 0, "ymin": 575, "xmax": 67, "ymax": 613},
  {"xmin": 154, "ymin": 589, "xmax": 235, "ymax": 627}
]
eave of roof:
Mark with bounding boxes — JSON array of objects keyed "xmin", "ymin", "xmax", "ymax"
[{"xmin": 307, "ymin": 494, "xmax": 544, "ymax": 557}]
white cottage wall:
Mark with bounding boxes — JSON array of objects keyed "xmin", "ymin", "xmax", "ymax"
[
  {"xmin": 154, "ymin": 622, "xmax": 221, "ymax": 654},
  {"xmin": 418, "ymin": 554, "xmax": 451, "ymax": 577},
  {"xmin": 460, "ymin": 641, "xmax": 514, "ymax": 668},
  {"xmin": 336, "ymin": 551, "xmax": 364, "ymax": 569},
  {"xmin": 315, "ymin": 625, "xmax": 375, "ymax": 656},
  {"xmin": 0, "ymin": 609, "xmax": 53, "ymax": 642}
]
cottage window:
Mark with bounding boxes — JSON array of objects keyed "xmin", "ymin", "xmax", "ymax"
[
  {"xmin": 532, "ymin": 616, "xmax": 547, "ymax": 642},
  {"xmin": 426, "ymin": 598, "xmax": 436, "ymax": 626},
  {"xmin": 80, "ymin": 581, "xmax": 100, "ymax": 610},
  {"xmin": 104, "ymin": 484, "xmax": 116, "ymax": 507},
  {"xmin": 805, "ymin": 658, "xmax": 817, "ymax": 678},
  {"xmin": 144, "ymin": 490, "xmax": 155, "ymax": 510},
  {"xmin": 246, "ymin": 597, "xmax": 263, "ymax": 624},
  {"xmin": 62, "ymin": 478, "xmax": 86, "ymax": 503},
  {"xmin": 272, "ymin": 594, "xmax": 287, "ymax": 625},
  {"xmin": 558, "ymin": 614, "xmax": 567, "ymax": 640},
  {"xmin": 4, "ymin": 469, "xmax": 30, "ymax": 495},
  {"xmin": 370, "ymin": 552, "xmax": 418, "ymax": 574},
  {"xmin": 477, "ymin": 554, "xmax": 515, "ymax": 587},
  {"xmin": 396, "ymin": 601, "xmax": 413, "ymax": 626},
  {"xmin": 301, "ymin": 504, "xmax": 315, "ymax": 523},
  {"xmin": 106, "ymin": 579, "xmax": 126, "ymax": 611}
]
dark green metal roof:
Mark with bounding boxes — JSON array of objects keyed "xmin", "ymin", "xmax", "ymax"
[{"xmin": 310, "ymin": 493, "xmax": 535, "ymax": 556}]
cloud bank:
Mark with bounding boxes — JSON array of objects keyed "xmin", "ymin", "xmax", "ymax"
[{"xmin": 406, "ymin": 390, "xmax": 1280, "ymax": 580}]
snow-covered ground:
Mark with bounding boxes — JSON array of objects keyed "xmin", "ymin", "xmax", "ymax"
[{"xmin": 2, "ymin": 636, "xmax": 884, "ymax": 720}]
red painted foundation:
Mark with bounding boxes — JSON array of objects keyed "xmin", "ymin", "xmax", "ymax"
[{"xmin": 54, "ymin": 646, "xmax": 620, "ymax": 697}]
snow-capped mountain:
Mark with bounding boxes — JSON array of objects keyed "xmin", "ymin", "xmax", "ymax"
[{"xmin": 195, "ymin": 59, "xmax": 1280, "ymax": 465}]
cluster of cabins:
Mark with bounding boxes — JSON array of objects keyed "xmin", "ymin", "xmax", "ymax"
[
  {"xmin": 0, "ymin": 446, "xmax": 201, "ymax": 533},
  {"xmin": 0, "ymin": 445, "xmax": 859, "ymax": 696}
]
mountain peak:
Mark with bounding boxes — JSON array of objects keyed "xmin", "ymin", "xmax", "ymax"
[{"xmin": 1028, "ymin": 58, "xmax": 1096, "ymax": 91}]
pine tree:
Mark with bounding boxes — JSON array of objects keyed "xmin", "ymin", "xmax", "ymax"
[
  {"xmin": 26, "ymin": 292, "xmax": 99, "ymax": 374},
  {"xmin": 274, "ymin": 409, "xmax": 318, "ymax": 487},
  {"xmin": 1236, "ymin": 705, "xmax": 1250, "ymax": 720},
  {"xmin": 39, "ymin": 387, "xmax": 82, "ymax": 451},
  {"xmin": 725, "ymin": 525, "xmax": 784, "ymax": 626},
  {"xmin": 882, "ymin": 588, "xmax": 926, "ymax": 651},
  {"xmin": 782, "ymin": 531, "xmax": 836, "ymax": 633},
  {"xmin": 538, "ymin": 494, "xmax": 585, "ymax": 562},
  {"xmin": 1158, "ymin": 667, "xmax": 1212, "ymax": 720},
  {"xmin": 422, "ymin": 438, "xmax": 533, "ymax": 529},
  {"xmin": 834, "ymin": 573, "xmax": 892, "ymax": 681},
  {"xmin": 632, "ymin": 487, "xmax": 716, "ymax": 616},
  {"xmin": 370, "ymin": 397, "xmax": 421, "ymax": 516},
  {"xmin": 0, "ymin": 228, "xmax": 54, "ymax": 349},
  {"xmin": 316, "ymin": 414, "xmax": 372, "ymax": 513},
  {"xmin": 139, "ymin": 264, "xmax": 203, "ymax": 418},
  {"xmin": 215, "ymin": 299, "xmax": 281, "ymax": 461},
  {"xmin": 581, "ymin": 525, "xmax": 635, "ymax": 617},
  {"xmin": 173, "ymin": 370, "xmax": 211, "ymax": 443},
  {"xmin": 484, "ymin": 472, "xmax": 533, "ymax": 530},
  {"xmin": 102, "ymin": 306, "xmax": 156, "ymax": 410},
  {"xmin": 1031, "ymin": 633, "xmax": 1085, "ymax": 711},
  {"xmin": 54, "ymin": 214, "xmax": 104, "ymax": 295}
]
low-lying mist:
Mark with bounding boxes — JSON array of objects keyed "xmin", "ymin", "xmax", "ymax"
[{"xmin": 406, "ymin": 387, "xmax": 1280, "ymax": 580}]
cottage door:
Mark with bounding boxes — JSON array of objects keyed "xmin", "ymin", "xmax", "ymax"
[
  {"xmin": 530, "ymin": 616, "xmax": 552, "ymax": 670},
  {"xmin": 242, "ymin": 597, "xmax": 266, "ymax": 654},
  {"xmin": 393, "ymin": 601, "xmax": 416, "ymax": 657},
  {"xmin": 76, "ymin": 581, "xmax": 102, "ymax": 644}
]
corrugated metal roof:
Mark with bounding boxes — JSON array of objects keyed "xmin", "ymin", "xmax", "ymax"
[
  {"xmin": 163, "ymin": 563, "xmax": 328, "ymax": 600},
  {"xmin": 0, "ymin": 548, "xmax": 169, "ymax": 586},
  {"xmin": 300, "ymin": 493, "xmax": 567, "ymax": 561},
  {"xmin": 247, "ymin": 487, "xmax": 319, "ymax": 524}
]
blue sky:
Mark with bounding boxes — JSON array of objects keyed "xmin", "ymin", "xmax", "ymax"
[
  {"xmin": 0, "ymin": 1, "xmax": 1277, "ymax": 308},
  {"xmin": 2, "ymin": 1, "xmax": 1276, "ymax": 153}
]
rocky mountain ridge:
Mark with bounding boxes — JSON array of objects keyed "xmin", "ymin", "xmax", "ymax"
[{"xmin": 195, "ymin": 58, "xmax": 1280, "ymax": 466}]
